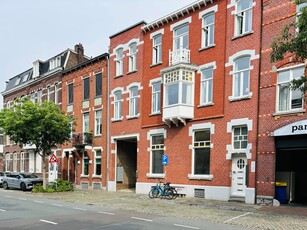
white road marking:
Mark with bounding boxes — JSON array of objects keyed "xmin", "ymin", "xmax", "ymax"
[
  {"xmin": 18, "ymin": 198, "xmax": 27, "ymax": 201},
  {"xmin": 224, "ymin": 212, "xmax": 252, "ymax": 223},
  {"xmin": 98, "ymin": 211, "xmax": 115, "ymax": 215},
  {"xmin": 34, "ymin": 200, "xmax": 44, "ymax": 203},
  {"xmin": 73, "ymin": 207, "xmax": 87, "ymax": 211},
  {"xmin": 0, "ymin": 209, "xmax": 6, "ymax": 212},
  {"xmin": 5, "ymin": 196, "xmax": 12, "ymax": 198},
  {"xmin": 174, "ymin": 224, "xmax": 200, "ymax": 229},
  {"xmin": 131, "ymin": 217, "xmax": 153, "ymax": 222},
  {"xmin": 40, "ymin": 219, "xmax": 58, "ymax": 225},
  {"xmin": 51, "ymin": 204, "xmax": 63, "ymax": 207}
]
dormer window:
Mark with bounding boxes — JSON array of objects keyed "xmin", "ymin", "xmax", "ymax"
[{"xmin": 49, "ymin": 56, "xmax": 61, "ymax": 70}]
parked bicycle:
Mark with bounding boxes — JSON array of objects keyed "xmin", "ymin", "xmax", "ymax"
[{"xmin": 148, "ymin": 181, "xmax": 177, "ymax": 200}]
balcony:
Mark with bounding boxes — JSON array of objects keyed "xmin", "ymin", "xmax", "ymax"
[
  {"xmin": 169, "ymin": 48, "xmax": 190, "ymax": 66},
  {"xmin": 72, "ymin": 132, "xmax": 93, "ymax": 147}
]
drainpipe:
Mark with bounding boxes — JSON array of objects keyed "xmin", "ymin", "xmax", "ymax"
[{"xmin": 106, "ymin": 49, "xmax": 110, "ymax": 191}]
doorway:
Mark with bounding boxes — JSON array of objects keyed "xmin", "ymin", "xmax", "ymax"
[
  {"xmin": 231, "ymin": 155, "xmax": 247, "ymax": 197},
  {"xmin": 116, "ymin": 139, "xmax": 137, "ymax": 190}
]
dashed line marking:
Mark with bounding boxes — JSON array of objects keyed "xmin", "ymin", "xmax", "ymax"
[
  {"xmin": 34, "ymin": 200, "xmax": 44, "ymax": 203},
  {"xmin": 131, "ymin": 217, "xmax": 153, "ymax": 222},
  {"xmin": 51, "ymin": 204, "xmax": 63, "ymax": 207},
  {"xmin": 98, "ymin": 211, "xmax": 115, "ymax": 215},
  {"xmin": 224, "ymin": 212, "xmax": 252, "ymax": 223},
  {"xmin": 40, "ymin": 219, "xmax": 58, "ymax": 225},
  {"xmin": 174, "ymin": 224, "xmax": 200, "ymax": 229},
  {"xmin": 18, "ymin": 198, "xmax": 27, "ymax": 201},
  {"xmin": 73, "ymin": 207, "xmax": 87, "ymax": 211},
  {"xmin": 0, "ymin": 209, "xmax": 6, "ymax": 212}
]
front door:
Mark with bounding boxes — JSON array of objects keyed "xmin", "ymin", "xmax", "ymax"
[
  {"xmin": 231, "ymin": 155, "xmax": 247, "ymax": 197},
  {"xmin": 48, "ymin": 163, "xmax": 58, "ymax": 183}
]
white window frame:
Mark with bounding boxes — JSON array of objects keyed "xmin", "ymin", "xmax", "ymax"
[
  {"xmin": 128, "ymin": 43, "xmax": 137, "ymax": 72},
  {"xmin": 152, "ymin": 34, "xmax": 162, "ymax": 64},
  {"xmin": 82, "ymin": 152, "xmax": 89, "ymax": 176},
  {"xmin": 13, "ymin": 152, "xmax": 18, "ymax": 172},
  {"xmin": 128, "ymin": 86, "xmax": 139, "ymax": 118},
  {"xmin": 233, "ymin": 126, "xmax": 248, "ymax": 150},
  {"xmin": 31, "ymin": 92, "xmax": 36, "ymax": 103},
  {"xmin": 37, "ymin": 90, "xmax": 42, "ymax": 104},
  {"xmin": 115, "ymin": 48, "xmax": 124, "ymax": 76},
  {"xmin": 173, "ymin": 23, "xmax": 189, "ymax": 50},
  {"xmin": 150, "ymin": 79, "xmax": 161, "ymax": 114},
  {"xmin": 200, "ymin": 67, "xmax": 214, "ymax": 105},
  {"xmin": 113, "ymin": 90, "xmax": 123, "ymax": 121},
  {"xmin": 235, "ymin": 0, "xmax": 253, "ymax": 36},
  {"xmin": 20, "ymin": 152, "xmax": 24, "ymax": 172},
  {"xmin": 93, "ymin": 148, "xmax": 102, "ymax": 177},
  {"xmin": 276, "ymin": 65, "xmax": 304, "ymax": 114},
  {"xmin": 5, "ymin": 153, "xmax": 10, "ymax": 172},
  {"xmin": 202, "ymin": 12, "xmax": 215, "ymax": 48},
  {"xmin": 54, "ymin": 83, "xmax": 59, "ymax": 104},
  {"xmin": 47, "ymin": 86, "xmax": 51, "ymax": 101},
  {"xmin": 95, "ymin": 110, "xmax": 102, "ymax": 136},
  {"xmin": 83, "ymin": 112, "xmax": 90, "ymax": 133}
]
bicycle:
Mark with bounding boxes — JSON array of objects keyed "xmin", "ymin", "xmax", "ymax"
[{"xmin": 148, "ymin": 181, "xmax": 177, "ymax": 200}]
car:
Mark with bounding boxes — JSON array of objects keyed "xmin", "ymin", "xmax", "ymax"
[
  {"xmin": 0, "ymin": 172, "xmax": 10, "ymax": 187},
  {"xmin": 2, "ymin": 173, "xmax": 43, "ymax": 191}
]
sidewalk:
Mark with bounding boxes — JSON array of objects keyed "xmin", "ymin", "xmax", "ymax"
[{"xmin": 31, "ymin": 188, "xmax": 307, "ymax": 230}]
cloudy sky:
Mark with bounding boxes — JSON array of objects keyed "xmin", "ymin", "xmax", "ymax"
[{"xmin": 0, "ymin": 0, "xmax": 194, "ymax": 108}]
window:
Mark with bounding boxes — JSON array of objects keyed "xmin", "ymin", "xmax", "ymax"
[
  {"xmin": 164, "ymin": 70, "xmax": 193, "ymax": 106},
  {"xmin": 49, "ymin": 56, "xmax": 61, "ymax": 70},
  {"xmin": 83, "ymin": 112, "xmax": 90, "ymax": 133},
  {"xmin": 233, "ymin": 126, "xmax": 248, "ymax": 149},
  {"xmin": 150, "ymin": 135, "xmax": 164, "ymax": 174},
  {"xmin": 95, "ymin": 73, "xmax": 102, "ymax": 97},
  {"xmin": 31, "ymin": 92, "xmax": 36, "ymax": 103},
  {"xmin": 193, "ymin": 130, "xmax": 210, "ymax": 175},
  {"xmin": 202, "ymin": 13, "xmax": 215, "ymax": 47},
  {"xmin": 47, "ymin": 86, "xmax": 51, "ymax": 101},
  {"xmin": 20, "ymin": 152, "xmax": 24, "ymax": 172},
  {"xmin": 0, "ymin": 129, "xmax": 3, "ymax": 145},
  {"xmin": 153, "ymin": 35, "xmax": 162, "ymax": 64},
  {"xmin": 233, "ymin": 57, "xmax": 250, "ymax": 98},
  {"xmin": 5, "ymin": 153, "xmax": 10, "ymax": 172},
  {"xmin": 277, "ymin": 66, "xmax": 304, "ymax": 112},
  {"xmin": 129, "ymin": 43, "xmax": 137, "ymax": 72},
  {"xmin": 13, "ymin": 152, "xmax": 17, "ymax": 172},
  {"xmin": 113, "ymin": 91, "xmax": 122, "ymax": 120},
  {"xmin": 115, "ymin": 48, "xmax": 124, "ymax": 76},
  {"xmin": 129, "ymin": 87, "xmax": 139, "ymax": 117},
  {"xmin": 37, "ymin": 90, "xmax": 42, "ymax": 104},
  {"xmin": 174, "ymin": 24, "xmax": 189, "ymax": 50},
  {"xmin": 68, "ymin": 83, "xmax": 74, "ymax": 105},
  {"xmin": 151, "ymin": 81, "xmax": 161, "ymax": 114},
  {"xmin": 94, "ymin": 149, "xmax": 102, "ymax": 176},
  {"xmin": 54, "ymin": 83, "xmax": 59, "ymax": 104},
  {"xmin": 83, "ymin": 77, "xmax": 90, "ymax": 100},
  {"xmin": 15, "ymin": 77, "xmax": 22, "ymax": 86},
  {"xmin": 82, "ymin": 152, "xmax": 89, "ymax": 176},
  {"xmin": 95, "ymin": 110, "xmax": 102, "ymax": 136},
  {"xmin": 200, "ymin": 68, "xmax": 213, "ymax": 105},
  {"xmin": 235, "ymin": 0, "xmax": 252, "ymax": 36}
]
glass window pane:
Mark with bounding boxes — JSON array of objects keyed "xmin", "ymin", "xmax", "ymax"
[
  {"xmin": 167, "ymin": 83, "xmax": 179, "ymax": 105},
  {"xmin": 152, "ymin": 135, "xmax": 164, "ymax": 145},
  {"xmin": 152, "ymin": 150, "xmax": 163, "ymax": 174},
  {"xmin": 194, "ymin": 148, "xmax": 210, "ymax": 175},
  {"xmin": 292, "ymin": 67, "xmax": 304, "ymax": 80},
  {"xmin": 95, "ymin": 73, "xmax": 102, "ymax": 96},
  {"xmin": 278, "ymin": 70, "xmax": 290, "ymax": 83},
  {"xmin": 195, "ymin": 130, "xmax": 210, "ymax": 141},
  {"xmin": 235, "ymin": 57, "xmax": 250, "ymax": 71}
]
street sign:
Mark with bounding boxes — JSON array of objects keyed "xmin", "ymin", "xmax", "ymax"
[
  {"xmin": 49, "ymin": 153, "xmax": 60, "ymax": 163},
  {"xmin": 162, "ymin": 154, "xmax": 168, "ymax": 166}
]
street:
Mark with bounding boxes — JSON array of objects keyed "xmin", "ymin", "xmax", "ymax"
[{"xmin": 0, "ymin": 189, "xmax": 248, "ymax": 230}]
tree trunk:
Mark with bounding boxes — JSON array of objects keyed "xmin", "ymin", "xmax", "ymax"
[{"xmin": 42, "ymin": 154, "xmax": 47, "ymax": 190}]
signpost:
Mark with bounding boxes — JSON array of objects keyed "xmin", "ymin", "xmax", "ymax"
[
  {"xmin": 49, "ymin": 153, "xmax": 59, "ymax": 163},
  {"xmin": 162, "ymin": 154, "xmax": 168, "ymax": 183}
]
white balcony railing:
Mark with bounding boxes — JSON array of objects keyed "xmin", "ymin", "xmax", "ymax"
[{"xmin": 169, "ymin": 48, "xmax": 190, "ymax": 66}]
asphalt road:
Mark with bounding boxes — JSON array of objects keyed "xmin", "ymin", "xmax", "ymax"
[{"xmin": 0, "ymin": 189, "xmax": 250, "ymax": 230}]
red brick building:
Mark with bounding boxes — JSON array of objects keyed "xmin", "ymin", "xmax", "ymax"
[
  {"xmin": 1, "ymin": 44, "xmax": 88, "ymax": 182},
  {"xmin": 108, "ymin": 21, "xmax": 146, "ymax": 191},
  {"xmin": 257, "ymin": 0, "xmax": 307, "ymax": 205},
  {"xmin": 61, "ymin": 53, "xmax": 108, "ymax": 189}
]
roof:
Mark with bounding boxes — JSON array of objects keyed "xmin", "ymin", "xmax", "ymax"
[
  {"xmin": 142, "ymin": 0, "xmax": 214, "ymax": 32},
  {"xmin": 109, "ymin": 21, "xmax": 147, "ymax": 38}
]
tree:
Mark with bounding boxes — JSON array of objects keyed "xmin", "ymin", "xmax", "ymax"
[
  {"xmin": 271, "ymin": 0, "xmax": 307, "ymax": 94},
  {"xmin": 0, "ymin": 98, "xmax": 74, "ymax": 189}
]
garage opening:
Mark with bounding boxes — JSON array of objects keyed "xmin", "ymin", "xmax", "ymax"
[
  {"xmin": 116, "ymin": 139, "xmax": 137, "ymax": 191},
  {"xmin": 275, "ymin": 135, "xmax": 307, "ymax": 204}
]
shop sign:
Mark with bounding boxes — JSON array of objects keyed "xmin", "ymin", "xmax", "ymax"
[{"xmin": 273, "ymin": 119, "xmax": 307, "ymax": 136}]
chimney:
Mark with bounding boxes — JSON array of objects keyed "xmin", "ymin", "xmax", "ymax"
[{"xmin": 75, "ymin": 43, "xmax": 84, "ymax": 64}]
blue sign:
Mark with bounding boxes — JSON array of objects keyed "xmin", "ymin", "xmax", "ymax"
[{"xmin": 162, "ymin": 154, "xmax": 168, "ymax": 166}]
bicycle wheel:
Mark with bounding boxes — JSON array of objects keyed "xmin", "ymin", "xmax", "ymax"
[
  {"xmin": 165, "ymin": 188, "xmax": 173, "ymax": 200},
  {"xmin": 149, "ymin": 188, "xmax": 160, "ymax": 198},
  {"xmin": 170, "ymin": 187, "xmax": 177, "ymax": 199}
]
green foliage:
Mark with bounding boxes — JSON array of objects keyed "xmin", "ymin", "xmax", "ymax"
[
  {"xmin": 32, "ymin": 185, "xmax": 45, "ymax": 193},
  {"xmin": 32, "ymin": 179, "xmax": 73, "ymax": 193}
]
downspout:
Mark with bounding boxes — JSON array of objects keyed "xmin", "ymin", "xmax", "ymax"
[
  {"xmin": 106, "ymin": 49, "xmax": 110, "ymax": 191},
  {"xmin": 255, "ymin": 0, "xmax": 264, "ymax": 204}
]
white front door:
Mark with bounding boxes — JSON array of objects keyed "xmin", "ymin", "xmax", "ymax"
[
  {"xmin": 48, "ymin": 162, "xmax": 58, "ymax": 183},
  {"xmin": 231, "ymin": 156, "xmax": 247, "ymax": 197}
]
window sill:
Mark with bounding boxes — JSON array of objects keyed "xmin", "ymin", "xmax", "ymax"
[
  {"xmin": 229, "ymin": 93, "xmax": 252, "ymax": 102},
  {"xmin": 127, "ymin": 70, "xmax": 137, "ymax": 75},
  {"xmin": 273, "ymin": 108, "xmax": 305, "ymax": 117},
  {"xmin": 199, "ymin": 44, "xmax": 215, "ymax": 52},
  {"xmin": 188, "ymin": 174, "xmax": 213, "ymax": 180},
  {"xmin": 92, "ymin": 175, "xmax": 102, "ymax": 178},
  {"xmin": 198, "ymin": 102, "xmax": 214, "ymax": 108},
  {"xmin": 149, "ymin": 112, "xmax": 161, "ymax": 116},
  {"xmin": 150, "ymin": 62, "xmax": 163, "ymax": 68},
  {"xmin": 146, "ymin": 173, "xmax": 165, "ymax": 179},
  {"xmin": 81, "ymin": 175, "xmax": 89, "ymax": 178},
  {"xmin": 94, "ymin": 134, "xmax": 102, "ymax": 138},
  {"xmin": 232, "ymin": 31, "xmax": 254, "ymax": 41},
  {"xmin": 114, "ymin": 74, "xmax": 124, "ymax": 79},
  {"xmin": 126, "ymin": 114, "xmax": 140, "ymax": 120},
  {"xmin": 111, "ymin": 117, "xmax": 123, "ymax": 122}
]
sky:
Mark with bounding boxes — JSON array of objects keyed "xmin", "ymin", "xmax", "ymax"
[{"xmin": 0, "ymin": 0, "xmax": 194, "ymax": 108}]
